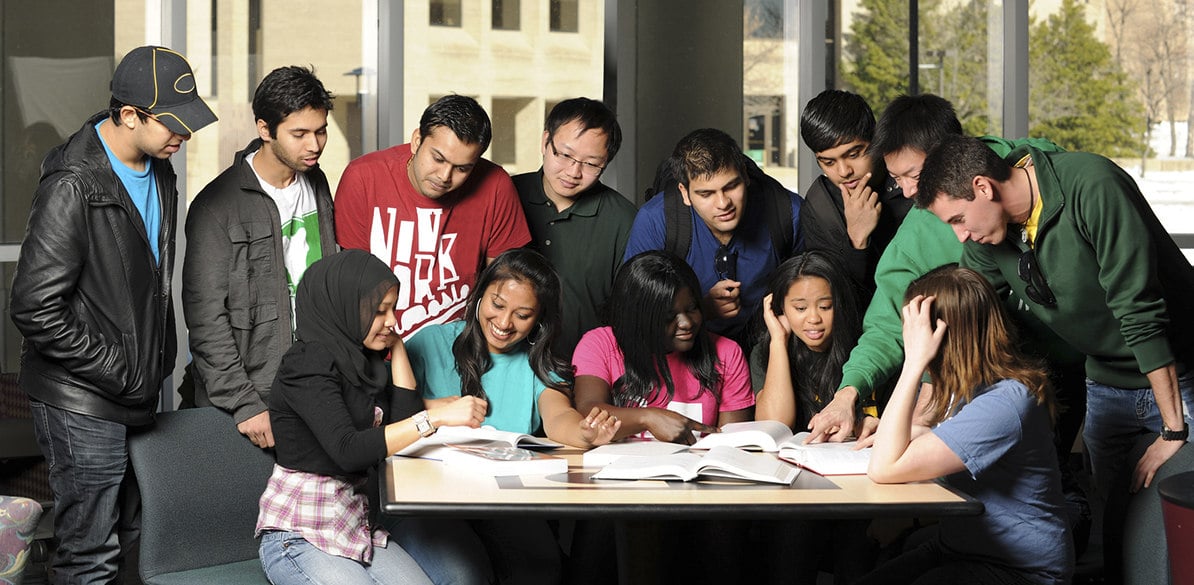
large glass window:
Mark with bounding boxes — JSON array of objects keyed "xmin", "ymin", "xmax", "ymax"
[
  {"xmin": 839, "ymin": 0, "xmax": 1000, "ymax": 136},
  {"xmin": 743, "ymin": 0, "xmax": 799, "ymax": 191},
  {"xmin": 1028, "ymin": 0, "xmax": 1194, "ymax": 255}
]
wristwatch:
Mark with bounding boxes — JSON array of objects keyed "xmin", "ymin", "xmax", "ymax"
[
  {"xmin": 413, "ymin": 410, "xmax": 436, "ymax": 438},
  {"xmin": 1161, "ymin": 422, "xmax": 1189, "ymax": 441}
]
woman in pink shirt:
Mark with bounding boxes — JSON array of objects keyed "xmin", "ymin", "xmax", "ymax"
[{"xmin": 573, "ymin": 250, "xmax": 754, "ymax": 444}]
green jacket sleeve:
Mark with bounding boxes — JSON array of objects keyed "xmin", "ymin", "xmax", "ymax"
[{"xmin": 839, "ymin": 208, "xmax": 962, "ymax": 396}]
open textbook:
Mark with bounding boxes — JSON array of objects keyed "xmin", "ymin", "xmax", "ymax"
[
  {"xmin": 592, "ymin": 445, "xmax": 800, "ymax": 485},
  {"xmin": 776, "ymin": 437, "xmax": 871, "ymax": 476},
  {"xmin": 690, "ymin": 420, "xmax": 811, "ymax": 451},
  {"xmin": 394, "ymin": 426, "xmax": 562, "ymax": 458},
  {"xmin": 688, "ymin": 420, "xmax": 871, "ymax": 475}
]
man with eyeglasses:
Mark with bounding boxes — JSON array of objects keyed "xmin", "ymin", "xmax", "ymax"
[
  {"xmin": 9, "ymin": 45, "xmax": 215, "ymax": 582},
  {"xmin": 623, "ymin": 128, "xmax": 804, "ymax": 347},
  {"xmin": 335, "ymin": 95, "xmax": 530, "ymax": 341},
  {"xmin": 807, "ymin": 94, "xmax": 1070, "ymax": 445},
  {"xmin": 918, "ymin": 134, "xmax": 1194, "ymax": 580},
  {"xmin": 513, "ymin": 98, "xmax": 637, "ymax": 358}
]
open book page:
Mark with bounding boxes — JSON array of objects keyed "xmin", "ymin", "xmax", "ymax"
[
  {"xmin": 777, "ymin": 432, "xmax": 872, "ymax": 475},
  {"xmin": 582, "ymin": 440, "xmax": 689, "ymax": 467},
  {"xmin": 439, "ymin": 442, "xmax": 569, "ymax": 476},
  {"xmin": 593, "ymin": 446, "xmax": 799, "ymax": 485},
  {"xmin": 689, "ymin": 420, "xmax": 794, "ymax": 451},
  {"xmin": 394, "ymin": 425, "xmax": 562, "ymax": 457}
]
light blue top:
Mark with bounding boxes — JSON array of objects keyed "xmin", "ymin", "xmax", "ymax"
[
  {"xmin": 95, "ymin": 120, "xmax": 160, "ymax": 263},
  {"xmin": 406, "ymin": 320, "xmax": 547, "ymax": 434},
  {"xmin": 932, "ymin": 379, "xmax": 1074, "ymax": 585}
]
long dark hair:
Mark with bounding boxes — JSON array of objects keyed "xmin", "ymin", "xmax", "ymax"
[
  {"xmin": 759, "ymin": 251, "xmax": 862, "ymax": 423},
  {"xmin": 606, "ymin": 251, "xmax": 722, "ymax": 407},
  {"xmin": 452, "ymin": 249, "xmax": 573, "ymax": 409}
]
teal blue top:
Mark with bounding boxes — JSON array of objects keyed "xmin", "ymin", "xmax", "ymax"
[{"xmin": 406, "ymin": 320, "xmax": 548, "ymax": 434}]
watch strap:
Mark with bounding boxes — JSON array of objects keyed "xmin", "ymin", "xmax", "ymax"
[
  {"xmin": 414, "ymin": 410, "xmax": 436, "ymax": 438},
  {"xmin": 1161, "ymin": 422, "xmax": 1189, "ymax": 441}
]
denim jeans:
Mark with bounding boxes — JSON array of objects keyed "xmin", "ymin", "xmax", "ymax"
[
  {"xmin": 1081, "ymin": 373, "xmax": 1194, "ymax": 583},
  {"xmin": 855, "ymin": 539, "xmax": 1039, "ymax": 585},
  {"xmin": 30, "ymin": 400, "xmax": 138, "ymax": 585},
  {"xmin": 1082, "ymin": 373, "xmax": 1194, "ymax": 499},
  {"xmin": 259, "ymin": 530, "xmax": 434, "ymax": 585},
  {"xmin": 386, "ymin": 517, "xmax": 493, "ymax": 585}
]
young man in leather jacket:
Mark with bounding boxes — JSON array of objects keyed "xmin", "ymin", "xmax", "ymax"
[{"xmin": 9, "ymin": 46, "xmax": 214, "ymax": 583}]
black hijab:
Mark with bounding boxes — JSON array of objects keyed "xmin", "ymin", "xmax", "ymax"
[{"xmin": 294, "ymin": 249, "xmax": 399, "ymax": 393}]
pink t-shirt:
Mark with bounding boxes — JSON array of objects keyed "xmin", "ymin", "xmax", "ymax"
[
  {"xmin": 572, "ymin": 326, "xmax": 754, "ymax": 427},
  {"xmin": 334, "ymin": 143, "xmax": 530, "ymax": 340}
]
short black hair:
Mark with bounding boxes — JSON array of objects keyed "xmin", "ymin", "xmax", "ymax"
[
  {"xmin": 419, "ymin": 95, "xmax": 492, "ymax": 151},
  {"xmin": 252, "ymin": 65, "xmax": 334, "ymax": 138},
  {"xmin": 670, "ymin": 128, "xmax": 749, "ymax": 189},
  {"xmin": 108, "ymin": 98, "xmax": 150, "ymax": 124},
  {"xmin": 916, "ymin": 135, "xmax": 1012, "ymax": 209},
  {"xmin": 800, "ymin": 90, "xmax": 876, "ymax": 154},
  {"xmin": 871, "ymin": 94, "xmax": 963, "ymax": 161},
  {"xmin": 545, "ymin": 98, "xmax": 622, "ymax": 162}
]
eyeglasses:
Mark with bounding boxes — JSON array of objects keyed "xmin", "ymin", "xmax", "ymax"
[
  {"xmin": 714, "ymin": 244, "xmax": 738, "ymax": 281},
  {"xmin": 548, "ymin": 140, "xmax": 605, "ymax": 176},
  {"xmin": 1017, "ymin": 248, "xmax": 1056, "ymax": 307}
]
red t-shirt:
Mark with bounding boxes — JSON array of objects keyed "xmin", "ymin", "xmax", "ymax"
[{"xmin": 334, "ymin": 144, "xmax": 530, "ymax": 339}]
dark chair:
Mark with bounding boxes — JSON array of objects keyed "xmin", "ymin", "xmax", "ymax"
[
  {"xmin": 1122, "ymin": 432, "xmax": 1194, "ymax": 585},
  {"xmin": 128, "ymin": 407, "xmax": 273, "ymax": 584}
]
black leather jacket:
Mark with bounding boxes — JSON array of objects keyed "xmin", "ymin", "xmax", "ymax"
[{"xmin": 10, "ymin": 112, "xmax": 177, "ymax": 426}]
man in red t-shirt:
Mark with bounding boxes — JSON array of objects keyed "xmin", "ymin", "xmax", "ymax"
[{"xmin": 335, "ymin": 95, "xmax": 530, "ymax": 339}]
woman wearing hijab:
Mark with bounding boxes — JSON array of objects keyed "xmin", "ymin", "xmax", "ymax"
[{"xmin": 255, "ymin": 249, "xmax": 487, "ymax": 584}]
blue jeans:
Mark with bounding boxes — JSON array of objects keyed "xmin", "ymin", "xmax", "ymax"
[
  {"xmin": 259, "ymin": 530, "xmax": 433, "ymax": 585},
  {"xmin": 1082, "ymin": 373, "xmax": 1194, "ymax": 499},
  {"xmin": 386, "ymin": 517, "xmax": 493, "ymax": 585},
  {"xmin": 30, "ymin": 400, "xmax": 139, "ymax": 585},
  {"xmin": 1082, "ymin": 373, "xmax": 1194, "ymax": 582},
  {"xmin": 855, "ymin": 539, "xmax": 1039, "ymax": 585}
]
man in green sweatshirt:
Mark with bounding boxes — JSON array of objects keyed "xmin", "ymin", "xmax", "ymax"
[
  {"xmin": 919, "ymin": 134, "xmax": 1194, "ymax": 581},
  {"xmin": 805, "ymin": 94, "xmax": 1065, "ymax": 443}
]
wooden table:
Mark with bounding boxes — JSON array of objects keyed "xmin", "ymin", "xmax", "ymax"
[
  {"xmin": 384, "ymin": 450, "xmax": 981, "ymax": 519},
  {"xmin": 384, "ymin": 450, "xmax": 982, "ymax": 584}
]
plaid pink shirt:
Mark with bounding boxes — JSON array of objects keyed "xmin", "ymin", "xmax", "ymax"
[
  {"xmin": 256, "ymin": 407, "xmax": 389, "ymax": 563},
  {"xmin": 256, "ymin": 465, "xmax": 388, "ymax": 562}
]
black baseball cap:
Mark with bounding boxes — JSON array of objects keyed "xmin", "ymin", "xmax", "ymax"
[{"xmin": 110, "ymin": 46, "xmax": 216, "ymax": 136}]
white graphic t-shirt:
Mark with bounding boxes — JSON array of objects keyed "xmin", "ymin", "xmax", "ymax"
[{"xmin": 246, "ymin": 150, "xmax": 323, "ymax": 325}]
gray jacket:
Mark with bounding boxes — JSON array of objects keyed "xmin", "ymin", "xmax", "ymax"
[{"xmin": 182, "ymin": 139, "xmax": 337, "ymax": 423}]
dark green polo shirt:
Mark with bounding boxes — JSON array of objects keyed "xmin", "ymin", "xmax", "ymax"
[{"xmin": 513, "ymin": 170, "xmax": 638, "ymax": 359}]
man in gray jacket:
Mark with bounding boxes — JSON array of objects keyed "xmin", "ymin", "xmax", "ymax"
[
  {"xmin": 183, "ymin": 66, "xmax": 336, "ymax": 449},
  {"xmin": 10, "ymin": 46, "xmax": 214, "ymax": 583}
]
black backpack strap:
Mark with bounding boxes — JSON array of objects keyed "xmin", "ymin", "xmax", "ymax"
[
  {"xmin": 662, "ymin": 182, "xmax": 692, "ymax": 259},
  {"xmin": 646, "ymin": 157, "xmax": 693, "ymax": 259},
  {"xmin": 742, "ymin": 155, "xmax": 795, "ymax": 259}
]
